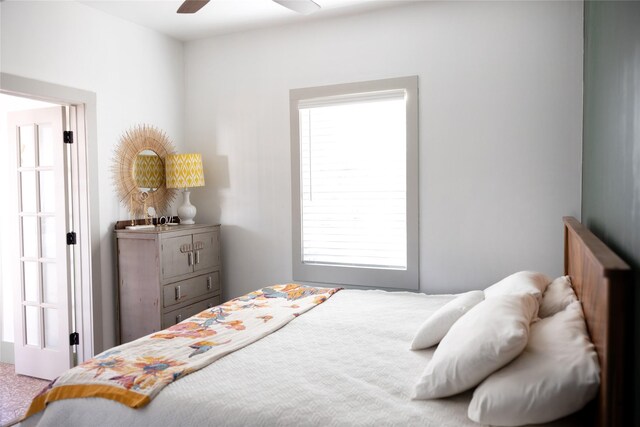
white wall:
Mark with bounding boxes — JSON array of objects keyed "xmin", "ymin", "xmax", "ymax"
[
  {"xmin": 184, "ymin": 1, "xmax": 583, "ymax": 297},
  {"xmin": 1, "ymin": 1, "xmax": 185, "ymax": 350}
]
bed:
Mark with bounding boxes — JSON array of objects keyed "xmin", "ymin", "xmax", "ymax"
[{"xmin": 20, "ymin": 217, "xmax": 631, "ymax": 426}]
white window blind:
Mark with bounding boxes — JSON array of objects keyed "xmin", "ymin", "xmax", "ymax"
[
  {"xmin": 299, "ymin": 90, "xmax": 407, "ymax": 270},
  {"xmin": 290, "ymin": 76, "xmax": 418, "ymax": 290}
]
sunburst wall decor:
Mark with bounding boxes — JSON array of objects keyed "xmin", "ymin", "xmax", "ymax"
[{"xmin": 112, "ymin": 124, "xmax": 178, "ymax": 219}]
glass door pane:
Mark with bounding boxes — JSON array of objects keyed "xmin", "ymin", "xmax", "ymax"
[
  {"xmin": 44, "ymin": 308, "xmax": 59, "ymax": 349},
  {"xmin": 21, "ymin": 216, "xmax": 38, "ymax": 259},
  {"xmin": 23, "ymin": 261, "xmax": 39, "ymax": 303},
  {"xmin": 19, "ymin": 125, "xmax": 36, "ymax": 167},
  {"xmin": 24, "ymin": 306, "xmax": 40, "ymax": 346},
  {"xmin": 20, "ymin": 171, "xmax": 37, "ymax": 213},
  {"xmin": 42, "ymin": 263, "xmax": 58, "ymax": 304},
  {"xmin": 39, "ymin": 171, "xmax": 55, "ymax": 213},
  {"xmin": 38, "ymin": 124, "xmax": 54, "ymax": 167},
  {"xmin": 41, "ymin": 216, "xmax": 57, "ymax": 259}
]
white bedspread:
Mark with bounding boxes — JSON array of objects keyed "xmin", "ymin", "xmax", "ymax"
[{"xmin": 22, "ymin": 289, "xmax": 578, "ymax": 427}]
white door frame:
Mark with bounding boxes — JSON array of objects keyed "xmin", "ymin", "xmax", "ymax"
[{"xmin": 1, "ymin": 72, "xmax": 102, "ymax": 362}]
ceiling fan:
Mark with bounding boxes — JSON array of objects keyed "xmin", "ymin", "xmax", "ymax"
[{"xmin": 177, "ymin": 0, "xmax": 321, "ymax": 15}]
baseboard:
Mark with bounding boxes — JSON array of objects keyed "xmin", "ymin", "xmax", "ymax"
[{"xmin": 0, "ymin": 341, "xmax": 14, "ymax": 364}]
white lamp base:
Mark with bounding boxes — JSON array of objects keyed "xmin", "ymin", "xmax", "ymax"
[{"xmin": 177, "ymin": 189, "xmax": 197, "ymax": 225}]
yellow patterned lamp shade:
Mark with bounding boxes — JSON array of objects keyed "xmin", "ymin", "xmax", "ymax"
[
  {"xmin": 134, "ymin": 154, "xmax": 165, "ymax": 189},
  {"xmin": 165, "ymin": 153, "xmax": 205, "ymax": 189}
]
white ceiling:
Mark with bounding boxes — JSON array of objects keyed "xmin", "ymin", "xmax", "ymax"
[{"xmin": 80, "ymin": 0, "xmax": 412, "ymax": 42}]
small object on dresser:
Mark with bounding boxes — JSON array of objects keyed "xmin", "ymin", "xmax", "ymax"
[
  {"xmin": 157, "ymin": 215, "xmax": 180, "ymax": 230},
  {"xmin": 125, "ymin": 224, "xmax": 156, "ymax": 230}
]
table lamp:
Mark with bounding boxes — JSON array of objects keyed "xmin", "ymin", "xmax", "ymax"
[
  {"xmin": 165, "ymin": 153, "xmax": 205, "ymax": 224},
  {"xmin": 134, "ymin": 154, "xmax": 165, "ymax": 190}
]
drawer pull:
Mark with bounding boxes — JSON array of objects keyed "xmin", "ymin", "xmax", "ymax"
[
  {"xmin": 187, "ymin": 252, "xmax": 193, "ymax": 266},
  {"xmin": 207, "ymin": 303, "xmax": 213, "ymax": 308},
  {"xmin": 195, "ymin": 250, "xmax": 200, "ymax": 265},
  {"xmin": 175, "ymin": 285, "xmax": 182, "ymax": 301},
  {"xmin": 176, "ymin": 314, "xmax": 182, "ymax": 323},
  {"xmin": 207, "ymin": 276, "xmax": 212, "ymax": 290}
]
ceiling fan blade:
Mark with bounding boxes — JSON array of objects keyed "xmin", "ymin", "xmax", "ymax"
[
  {"xmin": 177, "ymin": 0, "xmax": 210, "ymax": 14},
  {"xmin": 273, "ymin": 0, "xmax": 321, "ymax": 15}
]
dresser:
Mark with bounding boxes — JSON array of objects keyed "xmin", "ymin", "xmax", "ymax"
[{"xmin": 115, "ymin": 224, "xmax": 221, "ymax": 343}]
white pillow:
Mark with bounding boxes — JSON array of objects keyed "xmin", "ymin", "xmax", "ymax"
[
  {"xmin": 484, "ymin": 271, "xmax": 550, "ymax": 302},
  {"xmin": 468, "ymin": 301, "xmax": 599, "ymax": 426},
  {"xmin": 410, "ymin": 291, "xmax": 484, "ymax": 350},
  {"xmin": 539, "ymin": 275, "xmax": 578, "ymax": 318},
  {"xmin": 413, "ymin": 293, "xmax": 538, "ymax": 400}
]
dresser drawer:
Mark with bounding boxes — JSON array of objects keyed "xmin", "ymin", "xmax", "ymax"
[
  {"xmin": 162, "ymin": 296, "xmax": 221, "ymax": 329},
  {"xmin": 163, "ymin": 272, "xmax": 220, "ymax": 309}
]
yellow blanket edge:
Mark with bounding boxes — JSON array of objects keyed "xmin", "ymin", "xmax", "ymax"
[{"xmin": 23, "ymin": 384, "xmax": 150, "ymax": 420}]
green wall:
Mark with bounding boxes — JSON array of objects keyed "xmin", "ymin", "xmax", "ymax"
[{"xmin": 582, "ymin": 0, "xmax": 640, "ymax": 422}]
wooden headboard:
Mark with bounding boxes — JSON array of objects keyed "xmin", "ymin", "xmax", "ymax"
[{"xmin": 563, "ymin": 217, "xmax": 631, "ymax": 427}]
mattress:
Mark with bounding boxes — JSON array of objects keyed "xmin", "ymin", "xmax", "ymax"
[{"xmin": 22, "ymin": 289, "xmax": 580, "ymax": 427}]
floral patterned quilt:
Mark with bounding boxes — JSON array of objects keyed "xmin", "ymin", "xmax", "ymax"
[{"xmin": 25, "ymin": 284, "xmax": 340, "ymax": 419}]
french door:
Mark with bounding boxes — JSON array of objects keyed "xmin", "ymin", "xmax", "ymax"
[{"xmin": 9, "ymin": 106, "xmax": 74, "ymax": 380}]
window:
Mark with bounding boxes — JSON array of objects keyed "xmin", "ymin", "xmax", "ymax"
[{"xmin": 290, "ymin": 76, "xmax": 418, "ymax": 289}]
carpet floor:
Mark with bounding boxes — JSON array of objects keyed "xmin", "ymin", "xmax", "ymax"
[{"xmin": 0, "ymin": 363, "xmax": 49, "ymax": 427}]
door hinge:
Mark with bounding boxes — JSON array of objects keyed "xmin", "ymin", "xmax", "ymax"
[
  {"xmin": 66, "ymin": 232, "xmax": 77, "ymax": 245},
  {"xmin": 69, "ymin": 332, "xmax": 79, "ymax": 346},
  {"xmin": 63, "ymin": 130, "xmax": 74, "ymax": 144}
]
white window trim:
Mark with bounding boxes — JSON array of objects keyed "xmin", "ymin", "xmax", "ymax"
[{"xmin": 290, "ymin": 76, "xmax": 419, "ymax": 290}]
